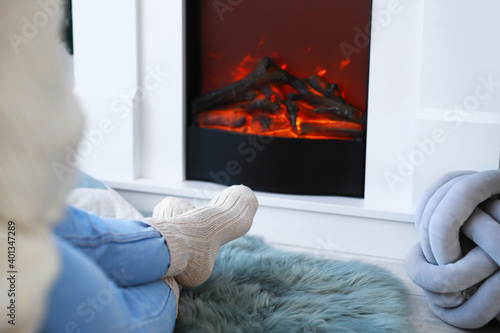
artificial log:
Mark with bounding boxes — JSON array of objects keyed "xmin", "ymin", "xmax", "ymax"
[
  {"xmin": 192, "ymin": 58, "xmax": 288, "ymax": 114},
  {"xmin": 191, "ymin": 57, "xmax": 366, "ymax": 139},
  {"xmin": 298, "ymin": 121, "xmax": 364, "ymax": 139},
  {"xmin": 286, "ymin": 76, "xmax": 366, "ymax": 126},
  {"xmin": 245, "ymin": 97, "xmax": 280, "ymax": 113},
  {"xmin": 196, "ymin": 110, "xmax": 247, "ymax": 129},
  {"xmin": 306, "ymin": 75, "xmax": 341, "ymax": 99}
]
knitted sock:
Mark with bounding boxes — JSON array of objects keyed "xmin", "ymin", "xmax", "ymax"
[
  {"xmin": 155, "ymin": 197, "xmax": 194, "ymax": 318},
  {"xmin": 153, "ymin": 197, "xmax": 196, "ymax": 219},
  {"xmin": 143, "ymin": 185, "xmax": 258, "ymax": 288},
  {"xmin": 162, "ymin": 276, "xmax": 180, "ymax": 318}
]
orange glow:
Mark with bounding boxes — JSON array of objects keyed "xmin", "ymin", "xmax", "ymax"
[
  {"xmin": 340, "ymin": 59, "xmax": 351, "ymax": 71},
  {"xmin": 280, "ymin": 63, "xmax": 288, "ymax": 70}
]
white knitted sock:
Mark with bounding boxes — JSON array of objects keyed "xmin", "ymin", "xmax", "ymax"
[
  {"xmin": 143, "ymin": 185, "xmax": 258, "ymax": 288},
  {"xmin": 155, "ymin": 197, "xmax": 193, "ymax": 318},
  {"xmin": 152, "ymin": 197, "xmax": 195, "ymax": 278},
  {"xmin": 162, "ymin": 276, "xmax": 180, "ymax": 318},
  {"xmin": 153, "ymin": 197, "xmax": 196, "ymax": 219}
]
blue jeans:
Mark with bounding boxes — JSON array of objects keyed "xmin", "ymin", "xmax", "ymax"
[{"xmin": 41, "ymin": 207, "xmax": 177, "ymax": 333}]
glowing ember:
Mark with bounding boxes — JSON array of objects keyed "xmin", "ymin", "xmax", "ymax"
[{"xmin": 192, "ymin": 57, "xmax": 366, "ymax": 140}]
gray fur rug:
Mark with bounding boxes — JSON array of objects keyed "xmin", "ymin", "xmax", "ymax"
[{"xmin": 174, "ymin": 236, "xmax": 414, "ymax": 333}]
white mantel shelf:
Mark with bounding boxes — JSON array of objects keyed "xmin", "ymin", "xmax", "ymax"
[{"xmin": 105, "ymin": 178, "xmax": 415, "ymax": 223}]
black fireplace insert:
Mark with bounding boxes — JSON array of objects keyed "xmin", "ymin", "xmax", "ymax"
[{"xmin": 185, "ymin": 0, "xmax": 372, "ymax": 197}]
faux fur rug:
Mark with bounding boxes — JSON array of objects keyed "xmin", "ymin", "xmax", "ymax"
[{"xmin": 175, "ymin": 236, "xmax": 414, "ymax": 333}]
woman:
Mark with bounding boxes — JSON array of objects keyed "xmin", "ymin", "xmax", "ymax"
[{"xmin": 0, "ymin": 2, "xmax": 257, "ymax": 332}]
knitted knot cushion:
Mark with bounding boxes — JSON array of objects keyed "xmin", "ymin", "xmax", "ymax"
[{"xmin": 405, "ymin": 169, "xmax": 500, "ymax": 329}]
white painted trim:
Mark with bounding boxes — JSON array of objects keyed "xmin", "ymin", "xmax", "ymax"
[
  {"xmin": 363, "ymin": 0, "xmax": 426, "ymax": 212},
  {"xmin": 138, "ymin": 0, "xmax": 185, "ymax": 182},
  {"xmin": 249, "ymin": 204, "xmax": 417, "ymax": 261},
  {"xmin": 417, "ymin": 108, "xmax": 500, "ymax": 125}
]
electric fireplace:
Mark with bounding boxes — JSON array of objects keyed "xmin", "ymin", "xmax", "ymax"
[
  {"xmin": 73, "ymin": 0, "xmax": 500, "ymax": 261},
  {"xmin": 185, "ymin": 0, "xmax": 373, "ymax": 196}
]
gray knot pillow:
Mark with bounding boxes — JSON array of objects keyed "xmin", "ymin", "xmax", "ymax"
[{"xmin": 405, "ymin": 169, "xmax": 500, "ymax": 329}]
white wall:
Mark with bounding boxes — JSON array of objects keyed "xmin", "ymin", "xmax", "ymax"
[{"xmin": 72, "ymin": 0, "xmax": 140, "ymax": 180}]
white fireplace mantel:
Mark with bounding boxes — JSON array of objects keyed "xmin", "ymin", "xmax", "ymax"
[{"xmin": 71, "ymin": 0, "xmax": 500, "ymax": 260}]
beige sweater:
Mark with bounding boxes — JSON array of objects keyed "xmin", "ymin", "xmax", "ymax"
[{"xmin": 0, "ymin": 1, "xmax": 83, "ymax": 332}]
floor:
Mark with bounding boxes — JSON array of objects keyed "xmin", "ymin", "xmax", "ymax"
[{"xmin": 275, "ymin": 244, "xmax": 500, "ymax": 333}]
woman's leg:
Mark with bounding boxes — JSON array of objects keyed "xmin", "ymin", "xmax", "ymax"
[
  {"xmin": 53, "ymin": 207, "xmax": 170, "ymax": 287},
  {"xmin": 41, "ymin": 237, "xmax": 177, "ymax": 333},
  {"xmin": 55, "ymin": 185, "xmax": 259, "ymax": 289}
]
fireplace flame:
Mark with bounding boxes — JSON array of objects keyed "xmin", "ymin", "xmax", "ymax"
[
  {"xmin": 317, "ymin": 68, "xmax": 327, "ymax": 77},
  {"xmin": 231, "ymin": 54, "xmax": 258, "ymax": 81},
  {"xmin": 340, "ymin": 59, "xmax": 351, "ymax": 71}
]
